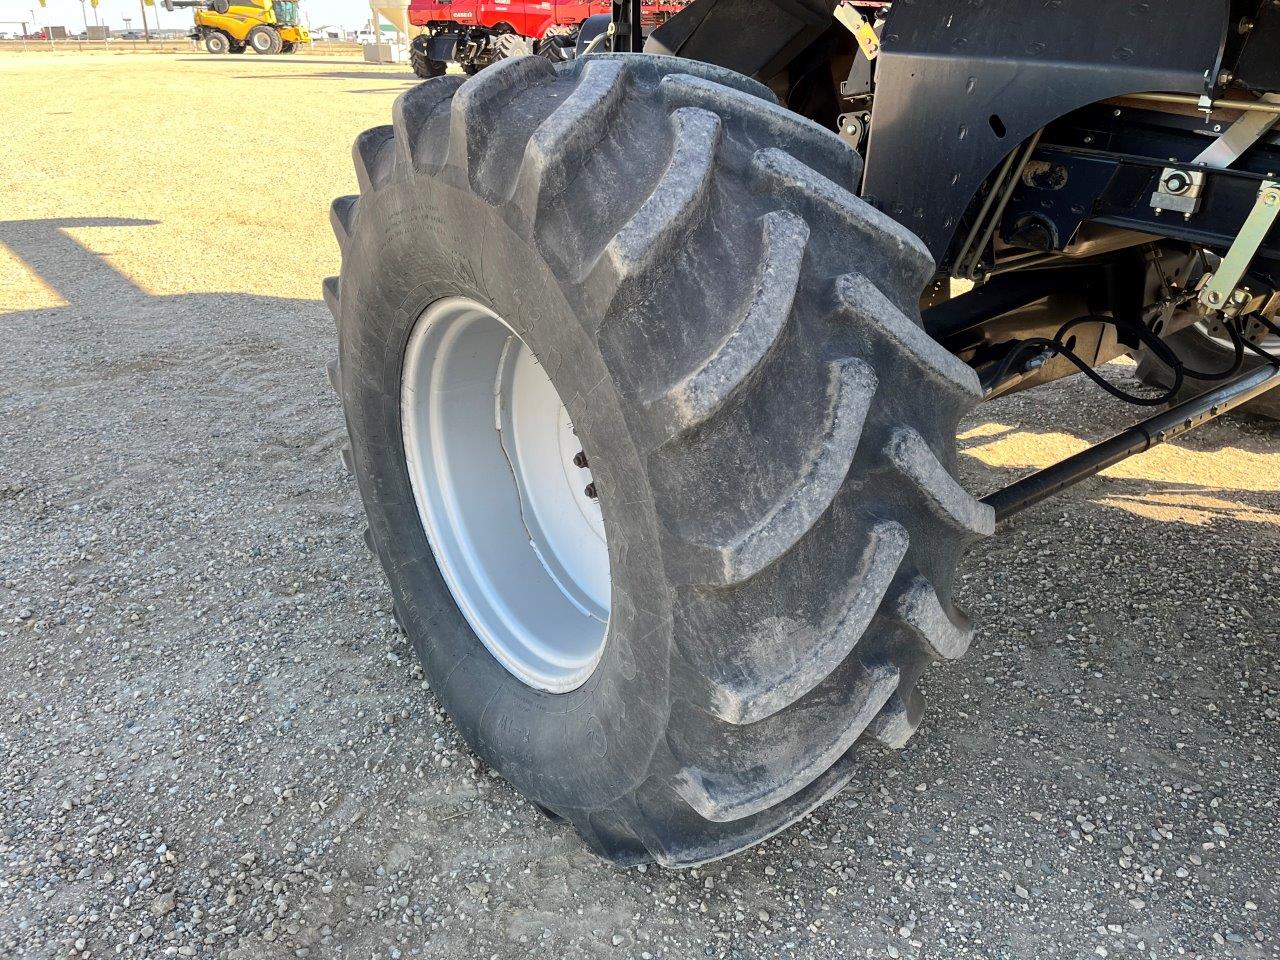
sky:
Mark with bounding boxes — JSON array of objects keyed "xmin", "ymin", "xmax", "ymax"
[{"xmin": 2, "ymin": 0, "xmax": 376, "ymax": 32}]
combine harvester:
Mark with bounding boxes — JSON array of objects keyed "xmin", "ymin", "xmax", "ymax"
[{"xmin": 163, "ymin": 0, "xmax": 309, "ymax": 54}]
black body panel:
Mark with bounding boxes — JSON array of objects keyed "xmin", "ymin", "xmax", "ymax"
[
  {"xmin": 421, "ymin": 32, "xmax": 458, "ymax": 61},
  {"xmin": 1234, "ymin": 1, "xmax": 1280, "ymax": 93},
  {"xmin": 1003, "ymin": 105, "xmax": 1280, "ymax": 265},
  {"xmin": 862, "ymin": 0, "xmax": 1230, "ymax": 265},
  {"xmin": 645, "ymin": 0, "xmax": 835, "ymax": 80}
]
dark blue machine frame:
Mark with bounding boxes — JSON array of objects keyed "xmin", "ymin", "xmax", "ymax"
[
  {"xmin": 861, "ymin": 0, "xmax": 1231, "ymax": 266},
  {"xmin": 641, "ymin": 0, "xmax": 1235, "ymax": 266},
  {"xmin": 1002, "ymin": 103, "xmax": 1280, "ymax": 270}
]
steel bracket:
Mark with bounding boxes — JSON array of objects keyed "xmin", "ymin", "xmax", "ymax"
[
  {"xmin": 1198, "ymin": 179, "xmax": 1280, "ymax": 315},
  {"xmin": 834, "ymin": 3, "xmax": 879, "ymax": 61},
  {"xmin": 1151, "ymin": 167, "xmax": 1206, "ymax": 218}
]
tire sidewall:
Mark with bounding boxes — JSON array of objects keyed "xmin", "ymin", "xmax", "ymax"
[
  {"xmin": 338, "ymin": 173, "xmax": 674, "ymax": 811},
  {"xmin": 1142, "ymin": 325, "xmax": 1280, "ymax": 420},
  {"xmin": 410, "ymin": 54, "xmax": 446, "ymax": 80},
  {"xmin": 249, "ymin": 27, "xmax": 273, "ymax": 53},
  {"xmin": 206, "ymin": 33, "xmax": 228, "ymax": 54}
]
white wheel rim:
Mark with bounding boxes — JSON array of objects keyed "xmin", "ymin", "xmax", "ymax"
[
  {"xmin": 400, "ymin": 297, "xmax": 610, "ymax": 692},
  {"xmin": 1196, "ymin": 316, "xmax": 1280, "ymax": 353}
]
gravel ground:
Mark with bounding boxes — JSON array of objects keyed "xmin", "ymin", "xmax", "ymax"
[{"xmin": 2, "ymin": 53, "xmax": 1278, "ymax": 960}]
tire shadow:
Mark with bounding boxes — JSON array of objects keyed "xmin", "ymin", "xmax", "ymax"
[
  {"xmin": 0, "ymin": 216, "xmax": 345, "ymax": 486},
  {"xmin": 958, "ymin": 361, "xmax": 1280, "ymax": 531}
]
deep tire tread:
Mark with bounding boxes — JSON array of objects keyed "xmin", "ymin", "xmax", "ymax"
[
  {"xmin": 885, "ymin": 427, "xmax": 994, "ymax": 538},
  {"xmin": 658, "ymin": 71, "xmax": 860, "ymax": 190},
  {"xmin": 701, "ymin": 519, "xmax": 910, "ymax": 725},
  {"xmin": 332, "ymin": 54, "xmax": 989, "ymax": 868},
  {"xmin": 393, "ymin": 76, "xmax": 467, "ymax": 171},
  {"xmin": 514, "ymin": 58, "xmax": 628, "ymax": 216},
  {"xmin": 602, "ymin": 107, "xmax": 722, "ymax": 286},
  {"xmin": 447, "ymin": 56, "xmax": 556, "ymax": 195},
  {"xmin": 833, "ymin": 271, "xmax": 982, "ymax": 406},
  {"xmin": 353, "ymin": 126, "xmax": 396, "ymax": 194},
  {"xmin": 894, "ymin": 575, "xmax": 975, "ymax": 661},
  {"xmin": 752, "ymin": 147, "xmax": 934, "ymax": 310},
  {"xmin": 680, "ymin": 356, "xmax": 877, "ymax": 586},
  {"xmin": 646, "ymin": 210, "xmax": 808, "ymax": 438},
  {"xmin": 322, "ymin": 275, "xmax": 341, "ymax": 330},
  {"xmin": 866, "ymin": 687, "xmax": 925, "ymax": 749},
  {"xmin": 674, "ymin": 662, "xmax": 898, "ymax": 822},
  {"xmin": 330, "ymin": 196, "xmax": 356, "ymax": 253}
]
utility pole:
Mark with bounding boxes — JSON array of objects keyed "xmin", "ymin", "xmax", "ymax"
[
  {"xmin": 80, "ymin": 0, "xmax": 89, "ymax": 35},
  {"xmin": 29, "ymin": 7, "xmax": 50, "ymax": 43},
  {"xmin": 139, "ymin": 0, "xmax": 150, "ymax": 39}
]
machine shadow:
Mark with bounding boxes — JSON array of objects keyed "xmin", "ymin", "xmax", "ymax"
[
  {"xmin": 958, "ymin": 370, "xmax": 1280, "ymax": 532},
  {"xmin": 0, "ymin": 216, "xmax": 344, "ymax": 480},
  {"xmin": 175, "ymin": 57, "xmax": 417, "ymax": 81}
]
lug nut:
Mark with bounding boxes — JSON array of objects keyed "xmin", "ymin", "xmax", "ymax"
[
  {"xmin": 583, "ymin": 483, "xmax": 598, "ymax": 500},
  {"xmin": 572, "ymin": 450, "xmax": 589, "ymax": 469}
]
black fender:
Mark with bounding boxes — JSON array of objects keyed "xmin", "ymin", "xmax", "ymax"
[
  {"xmin": 863, "ymin": 0, "xmax": 1231, "ymax": 263},
  {"xmin": 575, "ymin": 13, "xmax": 610, "ymax": 56},
  {"xmin": 413, "ymin": 31, "xmax": 460, "ymax": 62},
  {"xmin": 644, "ymin": 0, "xmax": 833, "ymax": 79}
]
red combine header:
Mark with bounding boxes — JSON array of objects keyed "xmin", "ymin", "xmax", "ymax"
[{"xmin": 406, "ymin": 0, "xmax": 685, "ymax": 78}]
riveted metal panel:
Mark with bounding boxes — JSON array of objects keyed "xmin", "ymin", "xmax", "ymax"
[{"xmin": 862, "ymin": 0, "xmax": 1230, "ymax": 265}]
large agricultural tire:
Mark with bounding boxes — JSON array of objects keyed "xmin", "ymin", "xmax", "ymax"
[
  {"xmin": 1135, "ymin": 321, "xmax": 1280, "ymax": 420},
  {"xmin": 204, "ymin": 32, "xmax": 229, "ymax": 54},
  {"xmin": 409, "ymin": 49, "xmax": 446, "ymax": 80},
  {"xmin": 247, "ymin": 25, "xmax": 278, "ymax": 55},
  {"xmin": 325, "ymin": 54, "xmax": 993, "ymax": 866}
]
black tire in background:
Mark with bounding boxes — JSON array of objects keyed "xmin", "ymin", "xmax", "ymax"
[
  {"xmin": 409, "ymin": 51, "xmax": 447, "ymax": 80},
  {"xmin": 1136, "ymin": 321, "xmax": 1280, "ymax": 420},
  {"xmin": 204, "ymin": 32, "xmax": 229, "ymax": 54},
  {"xmin": 247, "ymin": 25, "xmax": 277, "ymax": 54},
  {"xmin": 325, "ymin": 55, "xmax": 993, "ymax": 866},
  {"xmin": 280, "ymin": 40, "xmax": 297, "ymax": 53}
]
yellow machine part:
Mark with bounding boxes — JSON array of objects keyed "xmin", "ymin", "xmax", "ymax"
[{"xmin": 195, "ymin": 3, "xmax": 309, "ymax": 44}]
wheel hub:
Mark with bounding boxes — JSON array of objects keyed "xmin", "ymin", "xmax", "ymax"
[
  {"xmin": 1198, "ymin": 315, "xmax": 1280, "ymax": 352},
  {"xmin": 400, "ymin": 297, "xmax": 610, "ymax": 693}
]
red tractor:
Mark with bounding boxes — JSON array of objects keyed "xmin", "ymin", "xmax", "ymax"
[{"xmin": 406, "ymin": 0, "xmax": 684, "ymax": 78}]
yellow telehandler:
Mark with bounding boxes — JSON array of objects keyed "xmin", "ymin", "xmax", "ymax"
[{"xmin": 163, "ymin": 0, "xmax": 309, "ymax": 55}]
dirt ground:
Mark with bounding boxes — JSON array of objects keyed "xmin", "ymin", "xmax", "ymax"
[{"xmin": 1, "ymin": 53, "xmax": 1277, "ymax": 960}]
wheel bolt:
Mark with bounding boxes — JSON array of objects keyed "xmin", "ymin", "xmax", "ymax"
[
  {"xmin": 572, "ymin": 450, "xmax": 589, "ymax": 469},
  {"xmin": 584, "ymin": 482, "xmax": 598, "ymax": 500}
]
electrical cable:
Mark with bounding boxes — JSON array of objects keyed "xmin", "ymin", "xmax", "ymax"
[
  {"xmin": 1014, "ymin": 333, "xmax": 1181, "ymax": 406},
  {"xmin": 986, "ymin": 308, "xmax": 1279, "ymax": 407},
  {"xmin": 1255, "ymin": 313, "xmax": 1280, "ymax": 343}
]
